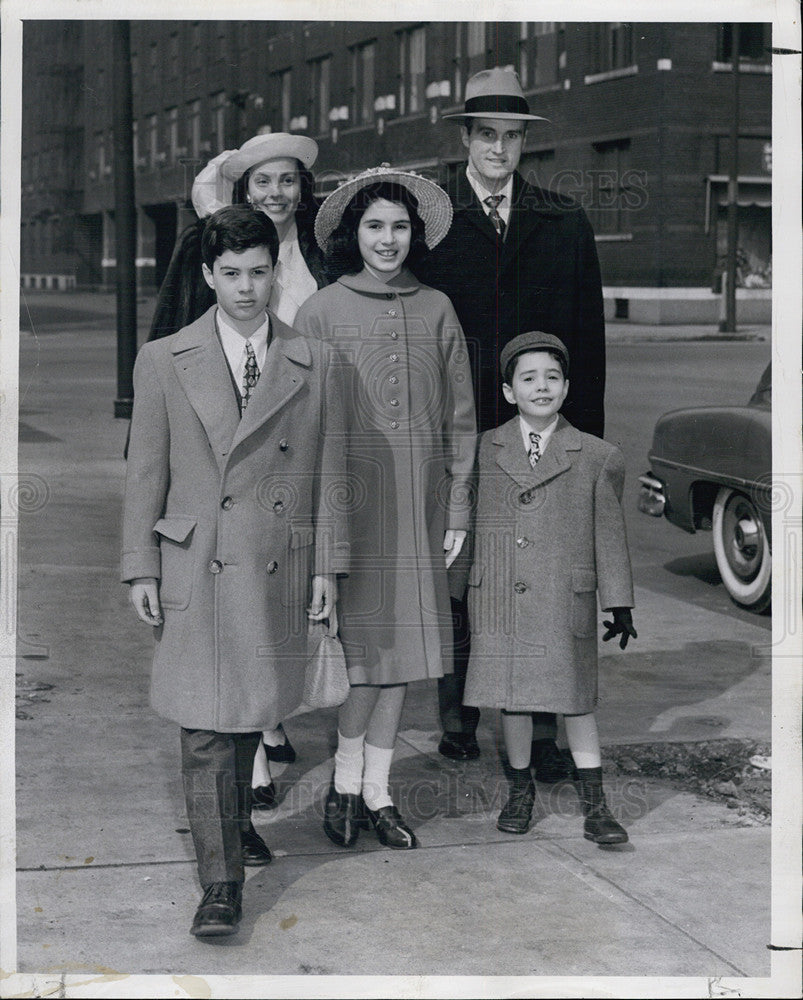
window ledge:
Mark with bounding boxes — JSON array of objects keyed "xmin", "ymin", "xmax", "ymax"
[
  {"xmin": 584, "ymin": 65, "xmax": 638, "ymax": 85},
  {"xmin": 595, "ymin": 233, "xmax": 633, "ymax": 242},
  {"xmin": 524, "ymin": 82, "xmax": 562, "ymax": 96},
  {"xmin": 712, "ymin": 61, "xmax": 772, "ymax": 74},
  {"xmin": 386, "ymin": 111, "xmax": 428, "ymax": 127}
]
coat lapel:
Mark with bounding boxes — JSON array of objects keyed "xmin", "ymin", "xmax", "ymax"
[
  {"xmin": 228, "ymin": 313, "xmax": 312, "ymax": 454},
  {"xmin": 502, "ymin": 173, "xmax": 555, "ymax": 269},
  {"xmin": 450, "ymin": 170, "xmax": 501, "ymax": 246},
  {"xmin": 493, "ymin": 415, "xmax": 581, "ymax": 491},
  {"xmin": 171, "ymin": 307, "xmax": 241, "ymax": 466}
]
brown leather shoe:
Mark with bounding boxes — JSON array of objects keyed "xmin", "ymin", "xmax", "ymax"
[
  {"xmin": 323, "ymin": 780, "xmax": 369, "ymax": 847},
  {"xmin": 366, "ymin": 804, "xmax": 418, "ymax": 849},
  {"xmin": 251, "ymin": 782, "xmax": 277, "ymax": 809},
  {"xmin": 497, "ymin": 778, "xmax": 536, "ymax": 835},
  {"xmin": 583, "ymin": 803, "xmax": 629, "ymax": 844},
  {"xmin": 190, "ymin": 881, "xmax": 242, "ymax": 937},
  {"xmin": 241, "ymin": 823, "xmax": 273, "ymax": 866}
]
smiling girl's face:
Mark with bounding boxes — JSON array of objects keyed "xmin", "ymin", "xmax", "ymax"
[
  {"xmin": 356, "ymin": 198, "xmax": 412, "ymax": 281},
  {"xmin": 246, "ymin": 157, "xmax": 301, "ymax": 236}
]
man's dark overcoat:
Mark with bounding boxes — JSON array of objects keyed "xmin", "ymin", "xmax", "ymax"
[{"xmin": 424, "ymin": 169, "xmax": 606, "ymax": 437}]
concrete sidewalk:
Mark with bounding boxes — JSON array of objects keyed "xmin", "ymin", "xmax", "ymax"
[{"xmin": 7, "ymin": 317, "xmax": 792, "ymax": 998}]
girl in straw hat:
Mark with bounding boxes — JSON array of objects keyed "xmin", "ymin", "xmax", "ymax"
[
  {"xmin": 144, "ymin": 132, "xmax": 330, "ymax": 808},
  {"xmin": 295, "ymin": 167, "xmax": 476, "ymax": 850}
]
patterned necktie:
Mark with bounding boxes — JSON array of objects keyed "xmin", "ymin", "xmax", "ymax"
[
  {"xmin": 241, "ymin": 340, "xmax": 260, "ymax": 412},
  {"xmin": 528, "ymin": 431, "xmax": 542, "ymax": 468},
  {"xmin": 484, "ymin": 194, "xmax": 506, "ymax": 237}
]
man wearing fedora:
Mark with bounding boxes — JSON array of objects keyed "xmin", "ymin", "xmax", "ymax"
[{"xmin": 427, "ymin": 67, "xmax": 606, "ymax": 778}]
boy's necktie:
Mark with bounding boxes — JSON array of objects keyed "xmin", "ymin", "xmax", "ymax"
[
  {"xmin": 242, "ymin": 340, "xmax": 260, "ymax": 411},
  {"xmin": 484, "ymin": 194, "xmax": 506, "ymax": 237},
  {"xmin": 528, "ymin": 431, "xmax": 542, "ymax": 467}
]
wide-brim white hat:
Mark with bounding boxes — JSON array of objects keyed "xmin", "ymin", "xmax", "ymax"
[
  {"xmin": 443, "ymin": 67, "xmax": 549, "ymax": 122},
  {"xmin": 314, "ymin": 165, "xmax": 453, "ymax": 251},
  {"xmin": 220, "ymin": 132, "xmax": 319, "ymax": 182}
]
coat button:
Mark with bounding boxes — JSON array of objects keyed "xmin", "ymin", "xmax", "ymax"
[
  {"xmin": 389, "ymin": 331, "xmax": 398, "ymax": 339},
  {"xmin": 388, "ymin": 375, "xmax": 399, "ymax": 384},
  {"xmin": 279, "ymin": 439, "xmax": 289, "ymax": 451},
  {"xmin": 267, "ymin": 561, "xmax": 278, "ymax": 574},
  {"xmin": 385, "ymin": 292, "xmax": 394, "ymax": 299},
  {"xmin": 388, "ymin": 309, "xmax": 397, "ymax": 316},
  {"xmin": 390, "ymin": 421, "xmax": 399, "ymax": 429},
  {"xmin": 389, "ymin": 353, "xmax": 399, "ymax": 362},
  {"xmin": 520, "ymin": 492, "xmax": 533, "ymax": 505},
  {"xmin": 221, "ymin": 496, "xmax": 233, "ymax": 510},
  {"xmin": 516, "ymin": 536, "xmax": 529, "ymax": 548},
  {"xmin": 209, "ymin": 559, "xmax": 223, "ymax": 574},
  {"xmin": 514, "ymin": 582, "xmax": 527, "ymax": 594},
  {"xmin": 273, "ymin": 500, "xmax": 284, "ymax": 514},
  {"xmin": 389, "ymin": 398, "xmax": 399, "ymax": 406}
]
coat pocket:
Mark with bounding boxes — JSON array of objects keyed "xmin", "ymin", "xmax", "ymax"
[
  {"xmin": 282, "ymin": 522, "xmax": 315, "ymax": 607},
  {"xmin": 153, "ymin": 517, "xmax": 197, "ymax": 611},
  {"xmin": 570, "ymin": 567, "xmax": 598, "ymax": 638}
]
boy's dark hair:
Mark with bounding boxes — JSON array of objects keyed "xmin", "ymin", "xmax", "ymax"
[
  {"xmin": 325, "ymin": 181, "xmax": 429, "ymax": 279},
  {"xmin": 504, "ymin": 348, "xmax": 567, "ymax": 386},
  {"xmin": 201, "ymin": 205, "xmax": 279, "ymax": 269}
]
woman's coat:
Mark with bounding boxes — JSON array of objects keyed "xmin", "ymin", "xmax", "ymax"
[
  {"xmin": 122, "ymin": 307, "xmax": 349, "ymax": 732},
  {"xmin": 294, "ymin": 268, "xmax": 477, "ymax": 685},
  {"xmin": 463, "ymin": 416, "xmax": 633, "ymax": 714}
]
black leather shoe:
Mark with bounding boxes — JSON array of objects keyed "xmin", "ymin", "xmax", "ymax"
[
  {"xmin": 438, "ymin": 732, "xmax": 481, "ymax": 761},
  {"xmin": 263, "ymin": 725, "xmax": 296, "ymax": 764},
  {"xmin": 583, "ymin": 804, "xmax": 629, "ymax": 845},
  {"xmin": 497, "ymin": 778, "xmax": 536, "ymax": 835},
  {"xmin": 531, "ymin": 739, "xmax": 575, "ymax": 783},
  {"xmin": 323, "ymin": 781, "xmax": 369, "ymax": 847},
  {"xmin": 241, "ymin": 823, "xmax": 273, "ymax": 866},
  {"xmin": 190, "ymin": 881, "xmax": 242, "ymax": 937},
  {"xmin": 366, "ymin": 804, "xmax": 418, "ymax": 849},
  {"xmin": 251, "ymin": 782, "xmax": 277, "ymax": 809}
]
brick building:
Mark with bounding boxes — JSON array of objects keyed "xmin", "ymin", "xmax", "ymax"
[{"xmin": 21, "ymin": 20, "xmax": 772, "ymax": 315}]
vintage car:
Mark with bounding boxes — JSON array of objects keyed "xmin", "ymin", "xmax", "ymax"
[{"xmin": 638, "ymin": 364, "xmax": 771, "ymax": 613}]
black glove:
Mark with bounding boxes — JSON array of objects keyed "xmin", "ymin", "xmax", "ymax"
[{"xmin": 602, "ymin": 607, "xmax": 637, "ymax": 650}]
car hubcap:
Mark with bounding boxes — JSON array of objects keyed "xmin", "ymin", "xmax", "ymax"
[{"xmin": 723, "ymin": 497, "xmax": 764, "ymax": 581}]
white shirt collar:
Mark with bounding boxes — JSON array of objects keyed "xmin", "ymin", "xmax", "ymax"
[
  {"xmin": 518, "ymin": 414, "xmax": 559, "ymax": 457},
  {"xmin": 216, "ymin": 308, "xmax": 270, "ymax": 387},
  {"xmin": 466, "ymin": 166, "xmax": 514, "ymax": 224}
]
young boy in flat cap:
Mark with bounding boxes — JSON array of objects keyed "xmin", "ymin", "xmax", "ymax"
[{"xmin": 462, "ymin": 332, "xmax": 636, "ymax": 843}]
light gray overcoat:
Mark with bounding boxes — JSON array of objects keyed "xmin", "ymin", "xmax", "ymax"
[
  {"xmin": 122, "ymin": 307, "xmax": 349, "ymax": 732},
  {"xmin": 463, "ymin": 416, "xmax": 634, "ymax": 714},
  {"xmin": 294, "ymin": 268, "xmax": 476, "ymax": 684}
]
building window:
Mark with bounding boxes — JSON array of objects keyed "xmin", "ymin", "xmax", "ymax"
[
  {"xmin": 588, "ymin": 22, "xmax": 635, "ymax": 75},
  {"xmin": 467, "ymin": 22, "xmax": 486, "ymax": 76},
  {"xmin": 187, "ymin": 100, "xmax": 201, "ymax": 159},
  {"xmin": 533, "ymin": 23, "xmax": 564, "ymax": 87},
  {"xmin": 169, "ymin": 33, "xmax": 179, "ymax": 76},
  {"xmin": 717, "ymin": 23, "xmax": 771, "ymax": 64},
  {"xmin": 148, "ymin": 113, "xmax": 158, "ymax": 167},
  {"xmin": 167, "ymin": 107, "xmax": 179, "ymax": 162},
  {"xmin": 587, "ymin": 139, "xmax": 634, "ymax": 236},
  {"xmin": 191, "ymin": 23, "xmax": 202, "ymax": 68},
  {"xmin": 211, "ymin": 92, "xmax": 226, "ymax": 152},
  {"xmin": 131, "ymin": 51, "xmax": 138, "ymax": 89},
  {"xmin": 149, "ymin": 42, "xmax": 158, "ymax": 75},
  {"xmin": 310, "ymin": 55, "xmax": 331, "ymax": 135},
  {"xmin": 399, "ymin": 26, "xmax": 427, "ymax": 116},
  {"xmin": 132, "ymin": 120, "xmax": 139, "ymax": 167},
  {"xmin": 350, "ymin": 41, "xmax": 375, "ymax": 125},
  {"xmin": 453, "ymin": 25, "xmax": 463, "ymax": 105},
  {"xmin": 518, "ymin": 23, "xmax": 529, "ymax": 88},
  {"xmin": 270, "ymin": 69, "xmax": 292, "ymax": 132}
]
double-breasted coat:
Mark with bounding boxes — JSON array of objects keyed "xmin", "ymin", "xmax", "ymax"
[
  {"xmin": 122, "ymin": 306, "xmax": 349, "ymax": 732},
  {"xmin": 294, "ymin": 268, "xmax": 477, "ymax": 684},
  {"xmin": 424, "ymin": 170, "xmax": 606, "ymax": 437},
  {"xmin": 463, "ymin": 416, "xmax": 633, "ymax": 714}
]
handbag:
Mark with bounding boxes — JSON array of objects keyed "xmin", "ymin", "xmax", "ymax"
[{"xmin": 303, "ymin": 607, "xmax": 350, "ymax": 709}]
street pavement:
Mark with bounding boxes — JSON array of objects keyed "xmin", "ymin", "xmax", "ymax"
[{"xmin": 5, "ymin": 293, "xmax": 797, "ymax": 998}]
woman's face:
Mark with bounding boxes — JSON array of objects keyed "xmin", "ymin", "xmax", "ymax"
[
  {"xmin": 356, "ymin": 198, "xmax": 412, "ymax": 279},
  {"xmin": 246, "ymin": 157, "xmax": 301, "ymax": 232}
]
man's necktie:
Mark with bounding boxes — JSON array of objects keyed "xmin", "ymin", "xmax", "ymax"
[
  {"xmin": 242, "ymin": 340, "xmax": 260, "ymax": 411},
  {"xmin": 528, "ymin": 431, "xmax": 542, "ymax": 468},
  {"xmin": 484, "ymin": 194, "xmax": 506, "ymax": 237}
]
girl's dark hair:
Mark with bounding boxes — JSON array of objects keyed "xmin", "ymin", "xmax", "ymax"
[
  {"xmin": 232, "ymin": 160, "xmax": 319, "ymax": 232},
  {"xmin": 324, "ymin": 181, "xmax": 429, "ymax": 279}
]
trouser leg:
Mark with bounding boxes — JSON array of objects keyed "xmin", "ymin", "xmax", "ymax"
[
  {"xmin": 180, "ymin": 727, "xmax": 261, "ymax": 889},
  {"xmin": 530, "ymin": 711, "xmax": 558, "ymax": 741},
  {"xmin": 437, "ymin": 596, "xmax": 480, "ymax": 735}
]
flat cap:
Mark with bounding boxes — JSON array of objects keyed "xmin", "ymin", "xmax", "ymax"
[{"xmin": 500, "ymin": 332, "xmax": 570, "ymax": 378}]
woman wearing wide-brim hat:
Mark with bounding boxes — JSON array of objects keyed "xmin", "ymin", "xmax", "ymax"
[
  {"xmin": 145, "ymin": 131, "xmax": 331, "ymax": 807},
  {"xmin": 295, "ymin": 166, "xmax": 477, "ymax": 851},
  {"xmin": 148, "ymin": 131, "xmax": 328, "ymax": 342}
]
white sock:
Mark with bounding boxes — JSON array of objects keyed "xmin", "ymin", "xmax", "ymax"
[
  {"xmin": 333, "ymin": 731, "xmax": 366, "ymax": 795},
  {"xmin": 262, "ymin": 726, "xmax": 285, "ymax": 748},
  {"xmin": 251, "ymin": 740, "xmax": 272, "ymax": 788},
  {"xmin": 362, "ymin": 743, "xmax": 394, "ymax": 812}
]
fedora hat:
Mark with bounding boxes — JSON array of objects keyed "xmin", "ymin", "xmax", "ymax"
[
  {"xmin": 443, "ymin": 67, "xmax": 549, "ymax": 122},
  {"xmin": 219, "ymin": 132, "xmax": 319, "ymax": 182},
  {"xmin": 314, "ymin": 165, "xmax": 453, "ymax": 251}
]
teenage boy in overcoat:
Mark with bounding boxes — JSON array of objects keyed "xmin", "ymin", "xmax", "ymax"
[{"xmin": 122, "ymin": 206, "xmax": 348, "ymax": 937}]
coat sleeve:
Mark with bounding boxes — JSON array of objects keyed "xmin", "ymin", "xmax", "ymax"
[
  {"xmin": 312, "ymin": 340, "xmax": 350, "ymax": 577},
  {"xmin": 121, "ymin": 345, "xmax": 170, "ymax": 582},
  {"xmin": 439, "ymin": 297, "xmax": 478, "ymax": 532},
  {"xmin": 563, "ymin": 208, "xmax": 606, "ymax": 439},
  {"xmin": 593, "ymin": 446, "xmax": 634, "ymax": 611}
]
